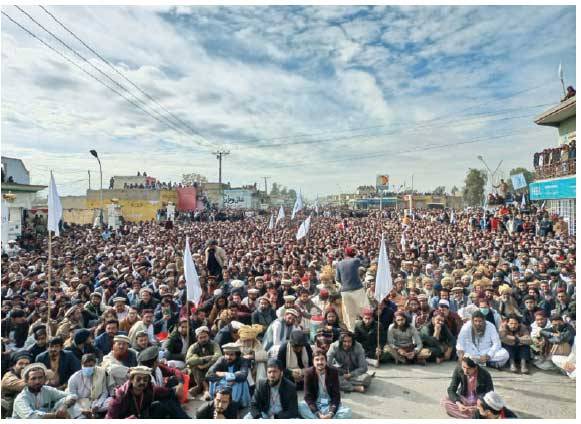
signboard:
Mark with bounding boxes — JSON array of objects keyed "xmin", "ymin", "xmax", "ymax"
[
  {"xmin": 176, "ymin": 187, "xmax": 197, "ymax": 211},
  {"xmin": 529, "ymin": 176, "xmax": 576, "ymax": 200},
  {"xmin": 223, "ymin": 189, "xmax": 252, "ymax": 209},
  {"xmin": 376, "ymin": 175, "xmax": 389, "ymax": 190},
  {"xmin": 511, "ymin": 173, "xmax": 527, "ymax": 190}
]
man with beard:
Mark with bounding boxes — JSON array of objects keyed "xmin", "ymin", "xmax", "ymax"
[
  {"xmin": 251, "ymin": 297, "xmax": 276, "ymax": 338},
  {"xmin": 299, "ymin": 349, "xmax": 352, "ymax": 419},
  {"xmin": 420, "ymin": 312, "xmax": 455, "ymax": 363},
  {"xmin": 384, "ymin": 311, "xmax": 430, "ymax": 365},
  {"xmin": 12, "ymin": 363, "xmax": 79, "ymax": 419},
  {"xmin": 65, "ymin": 329, "xmax": 103, "ymax": 363},
  {"xmin": 327, "ymin": 331, "xmax": 374, "ymax": 393},
  {"xmin": 101, "ymin": 335, "xmax": 138, "ymax": 387},
  {"xmin": 441, "ymin": 357, "xmax": 495, "ymax": 419},
  {"xmin": 520, "ymin": 295, "xmax": 541, "ymax": 328},
  {"xmin": 186, "ymin": 326, "xmax": 221, "ymax": 400},
  {"xmin": 336, "ymin": 247, "xmax": 369, "ymax": 332},
  {"xmin": 1, "ymin": 351, "xmax": 32, "ymax": 417},
  {"xmin": 94, "ymin": 319, "xmax": 119, "ymax": 355},
  {"xmin": 1, "ymin": 309, "xmax": 29, "ymax": 351},
  {"xmin": 263, "ymin": 308, "xmax": 302, "ymax": 357},
  {"xmin": 456, "ymin": 311, "xmax": 509, "ymax": 369},
  {"xmin": 195, "ymin": 387, "xmax": 239, "ymax": 419},
  {"xmin": 533, "ymin": 314, "xmax": 574, "ymax": 370},
  {"xmin": 28, "ymin": 325, "xmax": 48, "ymax": 361},
  {"xmin": 66, "ymin": 353, "xmax": 113, "ymax": 418},
  {"xmin": 56, "ymin": 306, "xmax": 84, "ymax": 340},
  {"xmin": 499, "ymin": 315, "xmax": 532, "ymax": 373},
  {"xmin": 436, "ymin": 299, "xmax": 464, "ymax": 337},
  {"xmin": 36, "ymin": 337, "xmax": 80, "ymax": 390},
  {"xmin": 245, "ymin": 358, "xmax": 299, "ymax": 419},
  {"xmin": 106, "ymin": 366, "xmax": 189, "ymax": 418},
  {"xmin": 164, "ymin": 317, "xmax": 194, "ymax": 369},
  {"xmin": 206, "ymin": 343, "xmax": 251, "ymax": 408},
  {"xmin": 128, "ymin": 309, "xmax": 157, "ymax": 346},
  {"xmin": 277, "ymin": 330, "xmax": 313, "ymax": 390},
  {"xmin": 353, "ymin": 307, "xmax": 387, "ymax": 366}
]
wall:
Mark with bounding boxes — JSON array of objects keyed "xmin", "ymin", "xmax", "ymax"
[
  {"xmin": 558, "ymin": 116, "xmax": 576, "ymax": 146},
  {"xmin": 85, "ymin": 189, "xmax": 178, "ymax": 222},
  {"xmin": 63, "ymin": 208, "xmax": 95, "ymax": 225},
  {"xmin": 223, "ymin": 188, "xmax": 254, "ymax": 209},
  {"xmin": 1, "ymin": 157, "xmax": 30, "ymax": 184}
]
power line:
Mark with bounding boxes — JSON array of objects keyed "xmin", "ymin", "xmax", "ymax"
[
  {"xmin": 37, "ymin": 5, "xmax": 212, "ymax": 147},
  {"xmin": 12, "ymin": 6, "xmax": 206, "ymax": 147}
]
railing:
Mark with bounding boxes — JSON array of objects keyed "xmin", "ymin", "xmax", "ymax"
[{"xmin": 534, "ymin": 158, "xmax": 576, "ymax": 180}]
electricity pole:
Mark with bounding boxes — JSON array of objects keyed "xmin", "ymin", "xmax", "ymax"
[
  {"xmin": 88, "ymin": 170, "xmax": 91, "ymax": 191},
  {"xmin": 262, "ymin": 176, "xmax": 271, "ymax": 195},
  {"xmin": 213, "ymin": 150, "xmax": 230, "ymax": 186}
]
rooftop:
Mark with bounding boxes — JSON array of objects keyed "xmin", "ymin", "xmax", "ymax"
[{"xmin": 534, "ymin": 95, "xmax": 576, "ymax": 127}]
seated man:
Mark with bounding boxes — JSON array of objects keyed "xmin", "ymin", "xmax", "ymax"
[
  {"xmin": 128, "ymin": 309, "xmax": 158, "ymax": 346},
  {"xmin": 28, "ymin": 325, "xmax": 48, "ymax": 361},
  {"xmin": 196, "ymin": 386, "xmax": 239, "ymax": 419},
  {"xmin": 262, "ymin": 308, "xmax": 302, "ymax": 357},
  {"xmin": 251, "ymin": 297, "xmax": 276, "ymax": 338},
  {"xmin": 353, "ymin": 307, "xmax": 388, "ymax": 366},
  {"xmin": 553, "ymin": 337, "xmax": 576, "ymax": 380},
  {"xmin": 440, "ymin": 356, "xmax": 494, "ymax": 419},
  {"xmin": 384, "ymin": 311, "xmax": 430, "ymax": 364},
  {"xmin": 106, "ymin": 366, "xmax": 189, "ymax": 418},
  {"xmin": 499, "ymin": 314, "xmax": 532, "ymax": 374},
  {"xmin": 277, "ymin": 330, "xmax": 313, "ymax": 390},
  {"xmin": 474, "ymin": 391, "xmax": 518, "ymax": 419},
  {"xmin": 420, "ymin": 312, "xmax": 455, "ymax": 363},
  {"xmin": 327, "ymin": 331, "xmax": 373, "ymax": 393},
  {"xmin": 244, "ymin": 358, "xmax": 299, "ymax": 419},
  {"xmin": 36, "ymin": 336, "xmax": 81, "ymax": 390},
  {"xmin": 206, "ymin": 343, "xmax": 251, "ymax": 408},
  {"xmin": 66, "ymin": 353, "xmax": 113, "ymax": 418},
  {"xmin": 235, "ymin": 324, "xmax": 268, "ymax": 388},
  {"xmin": 163, "ymin": 317, "xmax": 193, "ymax": 369},
  {"xmin": 101, "ymin": 335, "xmax": 138, "ymax": 387},
  {"xmin": 456, "ymin": 311, "xmax": 509, "ymax": 369},
  {"xmin": 186, "ymin": 326, "xmax": 222, "ymax": 400},
  {"xmin": 12, "ymin": 363, "xmax": 79, "ymax": 419},
  {"xmin": 532, "ymin": 314, "xmax": 575, "ymax": 370},
  {"xmin": 299, "ymin": 348, "xmax": 352, "ymax": 419},
  {"xmin": 1, "ymin": 351, "xmax": 32, "ymax": 417}
]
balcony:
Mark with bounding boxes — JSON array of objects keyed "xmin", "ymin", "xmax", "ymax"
[{"xmin": 533, "ymin": 143, "xmax": 576, "ymax": 180}]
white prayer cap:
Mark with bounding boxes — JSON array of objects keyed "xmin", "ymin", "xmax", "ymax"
[{"xmin": 483, "ymin": 391, "xmax": 505, "ymax": 412}]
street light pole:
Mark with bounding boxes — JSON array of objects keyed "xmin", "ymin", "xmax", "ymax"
[
  {"xmin": 90, "ymin": 150, "xmax": 103, "ymax": 226},
  {"xmin": 477, "ymin": 155, "xmax": 503, "ymax": 194}
]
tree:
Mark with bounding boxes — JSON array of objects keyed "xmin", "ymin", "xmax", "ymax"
[
  {"xmin": 450, "ymin": 185, "xmax": 459, "ymax": 196},
  {"xmin": 280, "ymin": 186, "xmax": 288, "ymax": 196},
  {"xmin": 462, "ymin": 168, "xmax": 487, "ymax": 206},
  {"xmin": 288, "ymin": 189, "xmax": 297, "ymax": 201},
  {"xmin": 507, "ymin": 167, "xmax": 534, "ymax": 192},
  {"xmin": 270, "ymin": 182, "xmax": 280, "ymax": 196},
  {"xmin": 432, "ymin": 186, "xmax": 446, "ymax": 195}
]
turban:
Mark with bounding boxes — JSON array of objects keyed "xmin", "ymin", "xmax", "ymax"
[
  {"xmin": 195, "ymin": 326, "xmax": 210, "ymax": 337},
  {"xmin": 129, "ymin": 366, "xmax": 152, "ymax": 377},
  {"xmin": 238, "ymin": 324, "xmax": 263, "ymax": 341}
]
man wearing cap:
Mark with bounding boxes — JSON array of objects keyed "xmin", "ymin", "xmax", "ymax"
[
  {"xmin": 277, "ymin": 330, "xmax": 313, "ymax": 390},
  {"xmin": 186, "ymin": 326, "xmax": 221, "ymax": 399},
  {"xmin": 36, "ymin": 336, "xmax": 81, "ymax": 390},
  {"xmin": 276, "ymin": 294, "xmax": 297, "ymax": 319},
  {"xmin": 295, "ymin": 287, "xmax": 322, "ymax": 330},
  {"xmin": 474, "ymin": 391, "xmax": 518, "ymax": 419},
  {"xmin": 335, "ymin": 247, "xmax": 369, "ymax": 332},
  {"xmin": 299, "ymin": 348, "xmax": 352, "ymax": 419},
  {"xmin": 327, "ymin": 331, "xmax": 374, "ymax": 393},
  {"xmin": 206, "ymin": 343, "xmax": 251, "ymax": 408},
  {"xmin": 1, "ymin": 351, "xmax": 32, "ymax": 417},
  {"xmin": 66, "ymin": 353, "xmax": 113, "ymax": 418},
  {"xmin": 107, "ymin": 366, "xmax": 189, "ymax": 418},
  {"xmin": 83, "ymin": 292, "xmax": 104, "ymax": 323},
  {"xmin": 456, "ymin": 311, "xmax": 509, "ymax": 369},
  {"xmin": 113, "ymin": 297, "xmax": 130, "ymax": 321},
  {"xmin": 101, "ymin": 335, "xmax": 138, "ymax": 387},
  {"xmin": 251, "ymin": 297, "xmax": 277, "ymax": 337},
  {"xmin": 12, "ymin": 363, "xmax": 79, "ymax": 419},
  {"xmin": 245, "ymin": 358, "xmax": 299, "ymax": 419},
  {"xmin": 532, "ymin": 314, "xmax": 574, "ymax": 371},
  {"xmin": 263, "ymin": 308, "xmax": 302, "ymax": 357},
  {"xmin": 242, "ymin": 288, "xmax": 261, "ymax": 312},
  {"xmin": 353, "ymin": 307, "xmax": 387, "ymax": 366},
  {"xmin": 128, "ymin": 309, "xmax": 157, "ymax": 346}
]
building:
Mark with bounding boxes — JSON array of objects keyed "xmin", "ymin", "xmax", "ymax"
[
  {"xmin": 530, "ymin": 95, "xmax": 576, "ymax": 234},
  {"xmin": 1, "ymin": 157, "xmax": 46, "ymax": 247}
]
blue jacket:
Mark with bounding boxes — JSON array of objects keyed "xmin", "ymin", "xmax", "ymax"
[
  {"xmin": 335, "ymin": 257, "xmax": 363, "ymax": 292},
  {"xmin": 36, "ymin": 350, "xmax": 81, "ymax": 386}
]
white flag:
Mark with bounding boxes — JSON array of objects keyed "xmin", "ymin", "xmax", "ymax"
[
  {"xmin": 276, "ymin": 205, "xmax": 285, "ymax": 225},
  {"xmin": 374, "ymin": 236, "xmax": 393, "ymax": 302},
  {"xmin": 400, "ymin": 231, "xmax": 405, "ymax": 250},
  {"xmin": 521, "ymin": 193, "xmax": 526, "ymax": 208},
  {"xmin": 48, "ymin": 172, "xmax": 63, "ymax": 237},
  {"xmin": 559, "ymin": 62, "xmax": 563, "ymax": 80},
  {"xmin": 291, "ymin": 192, "xmax": 303, "ymax": 219},
  {"xmin": 541, "ymin": 201, "xmax": 546, "ymax": 209},
  {"xmin": 184, "ymin": 237, "xmax": 202, "ymax": 304},
  {"xmin": 268, "ymin": 213, "xmax": 274, "ymax": 230},
  {"xmin": 450, "ymin": 210, "xmax": 456, "ymax": 224},
  {"xmin": 296, "ymin": 215, "xmax": 312, "ymax": 240},
  {"xmin": 314, "ymin": 199, "xmax": 319, "ymax": 214}
]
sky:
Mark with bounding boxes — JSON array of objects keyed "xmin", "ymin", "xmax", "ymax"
[{"xmin": 1, "ymin": 5, "xmax": 576, "ymax": 199}]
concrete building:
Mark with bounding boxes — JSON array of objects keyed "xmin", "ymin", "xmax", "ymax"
[
  {"xmin": 1, "ymin": 157, "xmax": 46, "ymax": 248},
  {"xmin": 530, "ymin": 95, "xmax": 576, "ymax": 234}
]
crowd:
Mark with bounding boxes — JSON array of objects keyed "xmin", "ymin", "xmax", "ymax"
[
  {"xmin": 0, "ymin": 203, "xmax": 575, "ymax": 419},
  {"xmin": 533, "ymin": 140, "xmax": 576, "ymax": 180}
]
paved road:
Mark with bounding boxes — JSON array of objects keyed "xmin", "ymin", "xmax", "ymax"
[{"xmin": 183, "ymin": 361, "xmax": 576, "ymax": 419}]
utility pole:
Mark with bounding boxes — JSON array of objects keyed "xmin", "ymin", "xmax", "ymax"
[
  {"xmin": 88, "ymin": 170, "xmax": 91, "ymax": 191},
  {"xmin": 262, "ymin": 176, "xmax": 271, "ymax": 195},
  {"xmin": 213, "ymin": 150, "xmax": 230, "ymax": 186}
]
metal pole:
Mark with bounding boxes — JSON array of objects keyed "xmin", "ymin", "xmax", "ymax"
[
  {"xmin": 46, "ymin": 230, "xmax": 52, "ymax": 337},
  {"xmin": 98, "ymin": 159, "xmax": 103, "ymax": 226},
  {"xmin": 88, "ymin": 170, "xmax": 91, "ymax": 191}
]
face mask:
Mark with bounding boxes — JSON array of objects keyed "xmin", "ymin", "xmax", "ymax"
[
  {"xmin": 82, "ymin": 366, "xmax": 95, "ymax": 377},
  {"xmin": 480, "ymin": 308, "xmax": 490, "ymax": 315}
]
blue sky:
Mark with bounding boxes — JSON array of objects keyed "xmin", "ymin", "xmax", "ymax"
[{"xmin": 1, "ymin": 5, "xmax": 576, "ymax": 198}]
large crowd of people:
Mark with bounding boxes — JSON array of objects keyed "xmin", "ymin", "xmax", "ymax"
[{"xmin": 0, "ymin": 203, "xmax": 575, "ymax": 419}]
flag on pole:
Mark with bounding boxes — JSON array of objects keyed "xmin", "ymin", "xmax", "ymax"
[
  {"xmin": 48, "ymin": 171, "xmax": 63, "ymax": 237},
  {"xmin": 374, "ymin": 236, "xmax": 393, "ymax": 302},
  {"xmin": 291, "ymin": 192, "xmax": 303, "ymax": 219},
  {"xmin": 314, "ymin": 199, "xmax": 319, "ymax": 215},
  {"xmin": 541, "ymin": 201, "xmax": 546, "ymax": 209},
  {"xmin": 450, "ymin": 210, "xmax": 456, "ymax": 224},
  {"xmin": 276, "ymin": 205, "xmax": 285, "ymax": 225},
  {"xmin": 296, "ymin": 215, "xmax": 312, "ymax": 240},
  {"xmin": 268, "ymin": 213, "xmax": 274, "ymax": 230},
  {"xmin": 559, "ymin": 63, "xmax": 563, "ymax": 80},
  {"xmin": 521, "ymin": 193, "xmax": 526, "ymax": 208},
  {"xmin": 184, "ymin": 237, "xmax": 202, "ymax": 304},
  {"xmin": 400, "ymin": 232, "xmax": 405, "ymax": 250}
]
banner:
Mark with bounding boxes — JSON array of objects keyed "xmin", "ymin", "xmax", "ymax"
[
  {"xmin": 176, "ymin": 187, "xmax": 197, "ymax": 211},
  {"xmin": 511, "ymin": 173, "xmax": 527, "ymax": 190},
  {"xmin": 529, "ymin": 176, "xmax": 576, "ymax": 200},
  {"xmin": 376, "ymin": 175, "xmax": 389, "ymax": 190},
  {"xmin": 223, "ymin": 189, "xmax": 253, "ymax": 209}
]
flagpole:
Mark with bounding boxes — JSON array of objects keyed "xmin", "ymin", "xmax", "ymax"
[
  {"xmin": 46, "ymin": 230, "xmax": 52, "ymax": 337},
  {"xmin": 376, "ymin": 233, "xmax": 383, "ymax": 364}
]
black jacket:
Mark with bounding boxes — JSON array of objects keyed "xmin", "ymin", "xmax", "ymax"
[
  {"xmin": 36, "ymin": 350, "xmax": 81, "ymax": 386},
  {"xmin": 447, "ymin": 364, "xmax": 494, "ymax": 403},
  {"xmin": 248, "ymin": 377, "xmax": 298, "ymax": 419},
  {"xmin": 303, "ymin": 366, "xmax": 341, "ymax": 415},
  {"xmin": 276, "ymin": 341, "xmax": 313, "ymax": 384},
  {"xmin": 195, "ymin": 400, "xmax": 239, "ymax": 419},
  {"xmin": 1, "ymin": 318, "xmax": 29, "ymax": 349},
  {"xmin": 164, "ymin": 329, "xmax": 195, "ymax": 362}
]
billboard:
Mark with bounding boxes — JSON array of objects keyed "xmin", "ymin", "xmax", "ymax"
[
  {"xmin": 511, "ymin": 173, "xmax": 527, "ymax": 190},
  {"xmin": 529, "ymin": 176, "xmax": 576, "ymax": 200},
  {"xmin": 223, "ymin": 189, "xmax": 253, "ymax": 209},
  {"xmin": 376, "ymin": 175, "xmax": 389, "ymax": 190},
  {"xmin": 176, "ymin": 187, "xmax": 197, "ymax": 211}
]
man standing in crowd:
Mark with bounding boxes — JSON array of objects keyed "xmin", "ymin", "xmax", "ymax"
[{"xmin": 335, "ymin": 247, "xmax": 369, "ymax": 331}]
